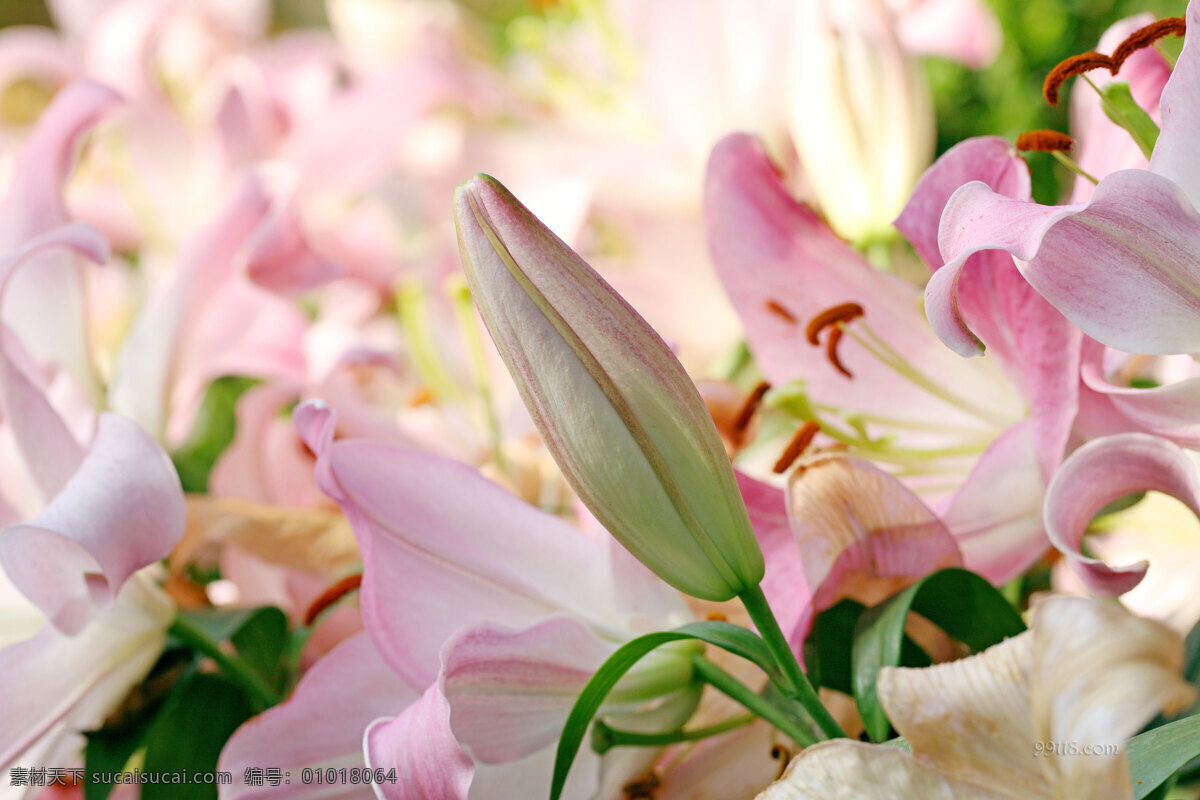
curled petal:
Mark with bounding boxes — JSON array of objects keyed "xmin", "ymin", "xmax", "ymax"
[
  {"xmin": 0, "ymin": 414, "xmax": 185, "ymax": 633},
  {"xmin": 366, "ymin": 685, "xmax": 473, "ymax": 800},
  {"xmin": 1044, "ymin": 434, "xmax": 1200, "ymax": 596},
  {"xmin": 1028, "ymin": 596, "xmax": 1194, "ymax": 798},
  {"xmin": 933, "ymin": 172, "xmax": 1200, "ymax": 356},
  {"xmin": 0, "ymin": 82, "xmax": 119, "ymax": 390},
  {"xmin": 1080, "ymin": 343, "xmax": 1200, "ymax": 449},
  {"xmin": 219, "ymin": 633, "xmax": 417, "ymax": 800},
  {"xmin": 787, "ymin": 455, "xmax": 962, "ymax": 613}
]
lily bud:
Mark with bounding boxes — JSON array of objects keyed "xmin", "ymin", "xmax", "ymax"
[{"xmin": 454, "ymin": 174, "xmax": 765, "ymax": 601}]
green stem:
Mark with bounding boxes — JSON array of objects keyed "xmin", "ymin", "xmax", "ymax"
[
  {"xmin": 592, "ymin": 713, "xmax": 755, "ymax": 754},
  {"xmin": 169, "ymin": 616, "xmax": 279, "ymax": 710},
  {"xmin": 1050, "ymin": 150, "xmax": 1099, "ymax": 185},
  {"xmin": 739, "ymin": 584, "xmax": 846, "ymax": 740},
  {"xmin": 691, "ymin": 655, "xmax": 817, "ymax": 747}
]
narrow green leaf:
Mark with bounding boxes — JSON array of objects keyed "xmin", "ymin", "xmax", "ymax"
[
  {"xmin": 1099, "ymin": 81, "xmax": 1160, "ymax": 160},
  {"xmin": 549, "ymin": 621, "xmax": 777, "ymax": 800},
  {"xmin": 852, "ymin": 568, "xmax": 1026, "ymax": 741},
  {"xmin": 806, "ymin": 599, "xmax": 930, "ymax": 696},
  {"xmin": 141, "ymin": 673, "xmax": 254, "ymax": 800},
  {"xmin": 1130, "ymin": 714, "xmax": 1200, "ymax": 799}
]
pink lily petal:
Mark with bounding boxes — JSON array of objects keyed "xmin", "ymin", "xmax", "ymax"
[
  {"xmin": 705, "ymin": 133, "xmax": 1012, "ymax": 433},
  {"xmin": 1079, "ymin": 340, "xmax": 1200, "ymax": 449},
  {"xmin": 0, "ymin": 82, "xmax": 119, "ymax": 393},
  {"xmin": 295, "ymin": 402, "xmax": 639, "ymax": 689},
  {"xmin": 941, "ymin": 421, "xmax": 1048, "ymax": 583},
  {"xmin": 0, "ymin": 413, "xmax": 185, "ymax": 634},
  {"xmin": 897, "ymin": 136, "xmax": 1079, "ymax": 475},
  {"xmin": 1069, "ymin": 14, "xmax": 1170, "ymax": 201},
  {"xmin": 788, "ymin": 455, "xmax": 962, "ymax": 614},
  {"xmin": 0, "ymin": 574, "xmax": 173, "ymax": 771},
  {"xmin": 896, "ymin": 137, "xmax": 1028, "ymax": 274},
  {"xmin": 209, "ymin": 385, "xmax": 322, "ymax": 508},
  {"xmin": 1149, "ymin": 0, "xmax": 1200, "ymax": 209},
  {"xmin": 219, "ymin": 632, "xmax": 418, "ymax": 800},
  {"xmin": 1045, "ymin": 433, "xmax": 1200, "ymax": 596},
  {"xmin": 366, "ymin": 684, "xmax": 473, "ymax": 800},
  {"xmin": 737, "ymin": 470, "xmax": 813, "ymax": 648},
  {"xmin": 0, "ymin": 223, "xmax": 108, "ymax": 504},
  {"xmin": 242, "ymin": 199, "xmax": 342, "ymax": 295},
  {"xmin": 442, "ymin": 615, "xmax": 619, "ymax": 764},
  {"xmin": 933, "ymin": 170, "xmax": 1200, "ymax": 356}
]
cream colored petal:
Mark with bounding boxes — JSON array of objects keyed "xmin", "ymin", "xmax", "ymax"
[
  {"xmin": 878, "ymin": 633, "xmax": 1048, "ymax": 799},
  {"xmin": 756, "ymin": 740, "xmax": 1003, "ymax": 800},
  {"xmin": 1029, "ymin": 596, "xmax": 1195, "ymax": 800}
]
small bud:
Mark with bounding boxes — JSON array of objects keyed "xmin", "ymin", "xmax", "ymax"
[{"xmin": 454, "ymin": 175, "xmax": 765, "ymax": 601}]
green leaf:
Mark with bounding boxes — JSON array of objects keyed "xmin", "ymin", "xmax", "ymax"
[
  {"xmin": 170, "ymin": 376, "xmax": 258, "ymax": 493},
  {"xmin": 1129, "ymin": 714, "xmax": 1200, "ymax": 799},
  {"xmin": 229, "ymin": 607, "xmax": 289, "ymax": 692},
  {"xmin": 1099, "ymin": 81, "xmax": 1160, "ymax": 160},
  {"xmin": 805, "ymin": 599, "xmax": 930, "ymax": 696},
  {"xmin": 84, "ymin": 649, "xmax": 191, "ymax": 800},
  {"xmin": 176, "ymin": 606, "xmax": 291, "ymax": 695},
  {"xmin": 852, "ymin": 568, "xmax": 1026, "ymax": 742},
  {"xmin": 549, "ymin": 621, "xmax": 778, "ymax": 800},
  {"xmin": 141, "ymin": 673, "xmax": 255, "ymax": 800}
]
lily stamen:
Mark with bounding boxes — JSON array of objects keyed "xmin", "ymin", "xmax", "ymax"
[
  {"xmin": 1016, "ymin": 129, "xmax": 1075, "ymax": 153},
  {"xmin": 805, "ymin": 302, "xmax": 865, "ymax": 345},
  {"xmin": 303, "ymin": 573, "xmax": 363, "ymax": 626},
  {"xmin": 772, "ymin": 421, "xmax": 821, "ymax": 474},
  {"xmin": 1111, "ymin": 16, "xmax": 1186, "ymax": 72},
  {"xmin": 1043, "ymin": 51, "xmax": 1114, "ymax": 105},
  {"xmin": 765, "ymin": 298, "xmax": 798, "ymax": 324},
  {"xmin": 733, "ymin": 380, "xmax": 772, "ymax": 435},
  {"xmin": 806, "ymin": 302, "xmax": 865, "ymax": 378},
  {"xmin": 771, "ymin": 745, "xmax": 792, "ymax": 780}
]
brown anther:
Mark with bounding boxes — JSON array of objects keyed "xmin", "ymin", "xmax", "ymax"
[
  {"xmin": 304, "ymin": 573, "xmax": 363, "ymax": 626},
  {"xmin": 1016, "ymin": 129, "xmax": 1075, "ymax": 153},
  {"xmin": 705, "ymin": 610, "xmax": 728, "ymax": 622},
  {"xmin": 772, "ymin": 421, "xmax": 821, "ymax": 474},
  {"xmin": 732, "ymin": 380, "xmax": 771, "ymax": 434},
  {"xmin": 805, "ymin": 302, "xmax": 864, "ymax": 345},
  {"xmin": 1111, "ymin": 17, "xmax": 1186, "ymax": 72},
  {"xmin": 771, "ymin": 744, "xmax": 793, "ymax": 779},
  {"xmin": 1043, "ymin": 51, "xmax": 1114, "ymax": 105},
  {"xmin": 765, "ymin": 299, "xmax": 798, "ymax": 324},
  {"xmin": 825, "ymin": 327, "xmax": 854, "ymax": 378}
]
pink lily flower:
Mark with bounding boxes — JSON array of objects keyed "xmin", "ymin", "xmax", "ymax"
[
  {"xmin": 928, "ymin": 0, "xmax": 1200, "ymax": 358},
  {"xmin": 705, "ymin": 133, "xmax": 1079, "ymax": 594},
  {"xmin": 0, "ymin": 225, "xmax": 185, "ymax": 781},
  {"xmin": 220, "ymin": 401, "xmax": 701, "ymax": 799}
]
